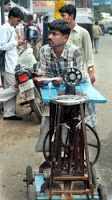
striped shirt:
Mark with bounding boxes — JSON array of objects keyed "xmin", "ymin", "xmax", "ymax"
[{"xmin": 38, "ymin": 43, "xmax": 90, "ymax": 82}]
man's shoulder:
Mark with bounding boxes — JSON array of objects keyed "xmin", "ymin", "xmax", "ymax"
[
  {"xmin": 0, "ymin": 22, "xmax": 10, "ymax": 31},
  {"xmin": 78, "ymin": 25, "xmax": 88, "ymax": 34},
  {"xmin": 40, "ymin": 44, "xmax": 51, "ymax": 53},
  {"xmin": 66, "ymin": 43, "xmax": 82, "ymax": 57},
  {"xmin": 66, "ymin": 43, "xmax": 80, "ymax": 52}
]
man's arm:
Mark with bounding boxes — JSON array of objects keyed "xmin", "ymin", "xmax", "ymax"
[
  {"xmin": 0, "ymin": 28, "xmax": 25, "ymax": 51},
  {"xmin": 0, "ymin": 28, "xmax": 17, "ymax": 51},
  {"xmin": 34, "ymin": 47, "xmax": 51, "ymax": 87},
  {"xmin": 36, "ymin": 47, "xmax": 63, "ymax": 87},
  {"xmin": 88, "ymin": 66, "xmax": 95, "ymax": 84},
  {"xmin": 82, "ymin": 30, "xmax": 95, "ymax": 84}
]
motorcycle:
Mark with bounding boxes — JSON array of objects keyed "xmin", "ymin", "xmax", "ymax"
[
  {"xmin": 15, "ymin": 25, "xmax": 44, "ymax": 122},
  {"xmin": 15, "ymin": 62, "xmax": 43, "ymax": 122},
  {"xmin": 15, "ymin": 41, "xmax": 43, "ymax": 122}
]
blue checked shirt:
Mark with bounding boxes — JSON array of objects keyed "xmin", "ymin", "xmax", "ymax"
[{"xmin": 38, "ymin": 43, "xmax": 90, "ymax": 82}]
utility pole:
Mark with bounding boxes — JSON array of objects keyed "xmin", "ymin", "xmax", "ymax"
[
  {"xmin": 29, "ymin": 0, "xmax": 33, "ymax": 13},
  {"xmin": 1, "ymin": 0, "xmax": 5, "ymax": 25}
]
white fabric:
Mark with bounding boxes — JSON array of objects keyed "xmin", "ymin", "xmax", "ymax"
[
  {"xmin": 17, "ymin": 47, "xmax": 37, "ymax": 69},
  {"xmin": 0, "ymin": 22, "xmax": 18, "ymax": 74},
  {"xmin": 0, "ymin": 72, "xmax": 19, "ymax": 117}
]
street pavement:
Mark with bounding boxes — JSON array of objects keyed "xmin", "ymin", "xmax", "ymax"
[{"xmin": 94, "ymin": 34, "xmax": 112, "ymax": 199}]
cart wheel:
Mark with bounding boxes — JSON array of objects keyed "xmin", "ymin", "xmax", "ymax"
[
  {"xmin": 91, "ymin": 166, "xmax": 97, "ymax": 188},
  {"xmin": 85, "ymin": 123, "xmax": 101, "ymax": 166},
  {"xmin": 26, "ymin": 166, "xmax": 34, "ymax": 187},
  {"xmin": 98, "ymin": 184, "xmax": 108, "ymax": 200},
  {"xmin": 27, "ymin": 184, "xmax": 36, "ymax": 200}
]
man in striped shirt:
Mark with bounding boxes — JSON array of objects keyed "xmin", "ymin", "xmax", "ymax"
[{"xmin": 35, "ymin": 19, "xmax": 91, "ymax": 87}]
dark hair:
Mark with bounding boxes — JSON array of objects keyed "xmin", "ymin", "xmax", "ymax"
[
  {"xmin": 95, "ymin": 21, "xmax": 98, "ymax": 25},
  {"xmin": 28, "ymin": 14, "xmax": 33, "ymax": 21},
  {"xmin": 8, "ymin": 7, "xmax": 24, "ymax": 20},
  {"xmin": 5, "ymin": 0, "xmax": 10, "ymax": 5},
  {"xmin": 59, "ymin": 4, "xmax": 76, "ymax": 20},
  {"xmin": 48, "ymin": 19, "xmax": 71, "ymax": 35}
]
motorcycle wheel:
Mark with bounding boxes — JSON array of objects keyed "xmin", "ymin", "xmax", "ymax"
[{"xmin": 30, "ymin": 87, "xmax": 43, "ymax": 122}]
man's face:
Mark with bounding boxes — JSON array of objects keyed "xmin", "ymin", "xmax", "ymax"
[
  {"xmin": 28, "ymin": 20, "xmax": 33, "ymax": 26},
  {"xmin": 4, "ymin": 3, "xmax": 11, "ymax": 12},
  {"xmin": 60, "ymin": 12, "xmax": 73, "ymax": 23},
  {"xmin": 11, "ymin": 17, "xmax": 22, "ymax": 27},
  {"xmin": 48, "ymin": 30, "xmax": 68, "ymax": 48}
]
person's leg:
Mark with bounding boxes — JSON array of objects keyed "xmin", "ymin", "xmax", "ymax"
[
  {"xmin": 95, "ymin": 39, "xmax": 99, "ymax": 53},
  {"xmin": 2, "ymin": 72, "xmax": 19, "ymax": 117},
  {"xmin": 0, "ymin": 72, "xmax": 18, "ymax": 102},
  {"xmin": 94, "ymin": 39, "xmax": 97, "ymax": 53}
]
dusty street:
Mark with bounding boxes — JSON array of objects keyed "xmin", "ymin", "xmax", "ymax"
[
  {"xmin": 94, "ymin": 34, "xmax": 112, "ymax": 199},
  {"xmin": 0, "ymin": 35, "xmax": 112, "ymax": 200}
]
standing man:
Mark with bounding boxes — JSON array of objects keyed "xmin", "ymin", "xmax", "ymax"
[
  {"xmin": 59, "ymin": 4, "xmax": 96, "ymax": 127},
  {"xmin": 4, "ymin": 0, "xmax": 11, "ymax": 22},
  {"xmin": 59, "ymin": 4, "xmax": 95, "ymax": 84},
  {"xmin": 93, "ymin": 21, "xmax": 102, "ymax": 54},
  {"xmin": 0, "ymin": 0, "xmax": 11, "ymax": 25},
  {"xmin": 0, "ymin": 0, "xmax": 11, "ymax": 85},
  {"xmin": 0, "ymin": 7, "xmax": 25, "ymax": 120}
]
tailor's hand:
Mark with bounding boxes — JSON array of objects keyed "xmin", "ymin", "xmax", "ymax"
[
  {"xmin": 88, "ymin": 71, "xmax": 96, "ymax": 84},
  {"xmin": 33, "ymin": 77, "xmax": 49, "ymax": 88},
  {"xmin": 52, "ymin": 77, "xmax": 63, "ymax": 87},
  {"xmin": 18, "ymin": 40, "xmax": 26, "ymax": 47}
]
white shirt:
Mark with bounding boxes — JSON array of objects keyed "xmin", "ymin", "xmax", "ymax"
[
  {"xmin": 68, "ymin": 24, "xmax": 94, "ymax": 68},
  {"xmin": 0, "ymin": 22, "xmax": 18, "ymax": 74}
]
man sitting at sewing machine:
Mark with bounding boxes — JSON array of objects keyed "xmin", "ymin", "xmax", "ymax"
[{"xmin": 34, "ymin": 19, "xmax": 94, "ymax": 86}]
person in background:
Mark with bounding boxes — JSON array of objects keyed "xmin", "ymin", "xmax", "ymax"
[
  {"xmin": 0, "ymin": 0, "xmax": 11, "ymax": 25},
  {"xmin": 93, "ymin": 21, "xmax": 102, "ymax": 54},
  {"xmin": 24, "ymin": 14, "xmax": 42, "ymax": 60},
  {"xmin": 4, "ymin": 0, "xmax": 11, "ymax": 22},
  {"xmin": 0, "ymin": 7, "xmax": 25, "ymax": 120},
  {"xmin": 59, "ymin": 4, "xmax": 95, "ymax": 84},
  {"xmin": 59, "ymin": 4, "xmax": 96, "ymax": 128}
]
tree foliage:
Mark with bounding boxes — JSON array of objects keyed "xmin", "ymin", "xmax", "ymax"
[
  {"xmin": 19, "ymin": 0, "xmax": 28, "ymax": 8},
  {"xmin": 94, "ymin": 7, "xmax": 103, "ymax": 21},
  {"xmin": 100, "ymin": 5, "xmax": 112, "ymax": 16},
  {"xmin": 94, "ymin": 5, "xmax": 112, "ymax": 21}
]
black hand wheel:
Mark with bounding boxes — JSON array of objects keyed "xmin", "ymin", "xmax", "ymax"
[{"xmin": 63, "ymin": 67, "xmax": 82, "ymax": 85}]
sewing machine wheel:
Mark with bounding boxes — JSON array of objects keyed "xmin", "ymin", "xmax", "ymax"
[
  {"xmin": 63, "ymin": 67, "xmax": 82, "ymax": 85},
  {"xmin": 86, "ymin": 123, "xmax": 100, "ymax": 166},
  {"xmin": 43, "ymin": 123, "xmax": 100, "ymax": 168}
]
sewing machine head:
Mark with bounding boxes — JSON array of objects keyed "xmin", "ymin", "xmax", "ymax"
[{"xmin": 63, "ymin": 67, "xmax": 82, "ymax": 95}]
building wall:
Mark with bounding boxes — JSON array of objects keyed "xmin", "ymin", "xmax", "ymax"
[{"xmin": 75, "ymin": 0, "xmax": 92, "ymax": 8}]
